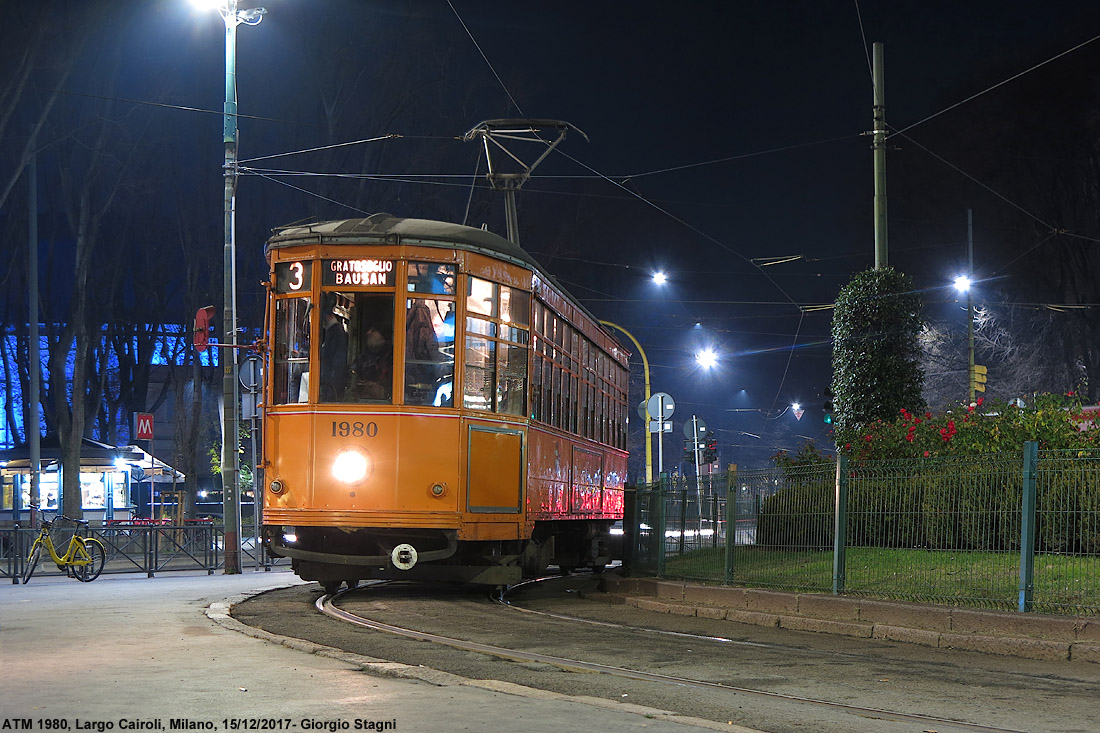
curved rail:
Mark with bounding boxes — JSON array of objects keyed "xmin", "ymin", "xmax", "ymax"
[{"xmin": 316, "ymin": 583, "xmax": 1028, "ymax": 733}]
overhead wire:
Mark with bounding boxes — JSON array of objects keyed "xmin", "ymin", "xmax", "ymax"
[
  {"xmin": 852, "ymin": 18, "xmax": 1100, "ymax": 279},
  {"xmin": 238, "ymin": 135, "xmax": 401, "ymax": 163},
  {"xmin": 247, "ymin": 170, "xmax": 374, "ymax": 216},
  {"xmin": 444, "ymin": 0, "xmax": 819, "ymax": 415},
  {"xmin": 616, "ymin": 134, "xmax": 859, "ymax": 181},
  {"xmin": 446, "ymin": 0, "xmax": 525, "ymax": 116},
  {"xmin": 888, "ymin": 30, "xmax": 1100, "ymax": 139}
]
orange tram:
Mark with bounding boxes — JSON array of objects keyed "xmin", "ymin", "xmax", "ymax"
[{"xmin": 260, "ymin": 214, "xmax": 629, "ymax": 590}]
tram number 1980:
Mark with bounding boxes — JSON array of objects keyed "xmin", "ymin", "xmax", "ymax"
[{"xmin": 330, "ymin": 421, "xmax": 377, "ymax": 438}]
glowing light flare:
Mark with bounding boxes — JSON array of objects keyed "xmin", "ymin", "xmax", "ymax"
[
  {"xmin": 953, "ymin": 275, "xmax": 972, "ymax": 293},
  {"xmin": 652, "ymin": 271, "xmax": 668, "ymax": 285},
  {"xmin": 695, "ymin": 347, "xmax": 718, "ymax": 369},
  {"xmin": 332, "ymin": 449, "xmax": 370, "ymax": 484}
]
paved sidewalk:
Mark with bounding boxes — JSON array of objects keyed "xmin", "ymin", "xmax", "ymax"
[{"xmin": 0, "ymin": 571, "xmax": 757, "ymax": 733}]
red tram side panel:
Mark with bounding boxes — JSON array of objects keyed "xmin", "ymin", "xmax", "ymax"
[{"xmin": 260, "ymin": 215, "xmax": 629, "ymax": 590}]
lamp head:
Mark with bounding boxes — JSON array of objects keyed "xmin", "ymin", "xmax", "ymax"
[{"xmin": 695, "ymin": 347, "xmax": 718, "ymax": 370}]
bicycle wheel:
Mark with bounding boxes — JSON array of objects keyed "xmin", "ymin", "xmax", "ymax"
[
  {"xmin": 22, "ymin": 542, "xmax": 42, "ymax": 584},
  {"xmin": 73, "ymin": 538, "xmax": 106, "ymax": 582}
]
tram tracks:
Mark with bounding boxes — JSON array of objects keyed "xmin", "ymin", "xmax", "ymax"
[{"xmin": 315, "ymin": 578, "xmax": 1035, "ymax": 733}]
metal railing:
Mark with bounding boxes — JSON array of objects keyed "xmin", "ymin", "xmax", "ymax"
[
  {"xmin": 625, "ymin": 442, "xmax": 1100, "ymax": 616},
  {"xmin": 1, "ymin": 523, "xmax": 288, "ymax": 583}
]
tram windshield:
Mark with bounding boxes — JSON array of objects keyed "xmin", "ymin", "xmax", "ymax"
[
  {"xmin": 319, "ymin": 292, "xmax": 395, "ymax": 403},
  {"xmin": 272, "ymin": 262, "xmax": 527, "ymax": 412}
]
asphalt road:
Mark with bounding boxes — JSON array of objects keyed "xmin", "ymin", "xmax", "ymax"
[{"xmin": 232, "ymin": 574, "xmax": 1100, "ymax": 733}]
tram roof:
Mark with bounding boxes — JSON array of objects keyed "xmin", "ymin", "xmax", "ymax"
[{"xmin": 267, "ymin": 214, "xmax": 541, "ymax": 272}]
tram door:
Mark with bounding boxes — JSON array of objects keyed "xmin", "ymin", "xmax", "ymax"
[{"xmin": 466, "ymin": 425, "xmax": 523, "ymax": 513}]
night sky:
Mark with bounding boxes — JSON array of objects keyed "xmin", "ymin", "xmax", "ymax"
[{"xmin": 7, "ymin": 0, "xmax": 1100, "ymax": 472}]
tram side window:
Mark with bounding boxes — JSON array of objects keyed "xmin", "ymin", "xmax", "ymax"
[
  {"xmin": 464, "ymin": 333, "xmax": 496, "ymax": 410},
  {"xmin": 273, "ymin": 296, "xmax": 311, "ymax": 404},
  {"xmin": 406, "ymin": 263, "xmax": 456, "ymax": 407},
  {"xmin": 463, "ymin": 277, "xmax": 529, "ymax": 415},
  {"xmin": 320, "ymin": 291, "xmax": 395, "ymax": 403},
  {"xmin": 407, "ymin": 262, "xmax": 456, "ymax": 296},
  {"xmin": 531, "ymin": 347, "xmax": 542, "ymax": 420},
  {"xmin": 498, "ymin": 340, "xmax": 527, "ymax": 415},
  {"xmin": 405, "ymin": 296, "xmax": 455, "ymax": 407}
]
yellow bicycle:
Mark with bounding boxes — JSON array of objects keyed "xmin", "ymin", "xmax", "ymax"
[{"xmin": 22, "ymin": 509, "xmax": 107, "ymax": 583}]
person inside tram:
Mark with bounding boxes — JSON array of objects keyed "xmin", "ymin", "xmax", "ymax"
[
  {"xmin": 353, "ymin": 324, "xmax": 393, "ymax": 401},
  {"xmin": 319, "ymin": 298, "xmax": 349, "ymax": 402},
  {"xmin": 405, "ymin": 301, "xmax": 442, "ymax": 405}
]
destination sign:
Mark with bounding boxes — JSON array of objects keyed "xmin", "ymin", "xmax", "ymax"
[
  {"xmin": 274, "ymin": 261, "xmax": 312, "ymax": 293},
  {"xmin": 322, "ymin": 258, "xmax": 395, "ymax": 287}
]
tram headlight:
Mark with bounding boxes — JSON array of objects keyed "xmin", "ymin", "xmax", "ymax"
[{"xmin": 332, "ymin": 448, "xmax": 370, "ymax": 484}]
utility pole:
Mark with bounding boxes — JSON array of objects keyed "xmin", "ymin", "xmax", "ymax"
[
  {"xmin": 872, "ymin": 42, "xmax": 888, "ymax": 269},
  {"xmin": 691, "ymin": 416, "xmax": 703, "ymax": 533},
  {"xmin": 28, "ymin": 144, "xmax": 40, "ymax": 529},
  {"xmin": 967, "ymin": 209, "xmax": 976, "ymax": 403},
  {"xmin": 221, "ymin": 4, "xmax": 242, "ymax": 573}
]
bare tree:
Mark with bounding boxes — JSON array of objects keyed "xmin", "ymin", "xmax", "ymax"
[
  {"xmin": 921, "ymin": 296, "xmax": 1073, "ymax": 410},
  {"xmin": 42, "ymin": 22, "xmax": 145, "ymax": 518}
]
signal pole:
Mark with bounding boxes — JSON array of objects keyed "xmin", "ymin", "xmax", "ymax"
[
  {"xmin": 873, "ymin": 42, "xmax": 888, "ymax": 269},
  {"xmin": 967, "ymin": 209, "xmax": 976, "ymax": 403},
  {"xmin": 207, "ymin": 1, "xmax": 266, "ymax": 573}
]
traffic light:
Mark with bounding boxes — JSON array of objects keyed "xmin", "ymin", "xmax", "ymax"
[
  {"xmin": 703, "ymin": 431, "xmax": 718, "ymax": 463},
  {"xmin": 682, "ymin": 439, "xmax": 695, "ymax": 463},
  {"xmin": 970, "ymin": 364, "xmax": 988, "ymax": 393},
  {"xmin": 193, "ymin": 306, "xmax": 215, "ymax": 352},
  {"xmin": 823, "ymin": 388, "xmax": 834, "ymax": 425}
]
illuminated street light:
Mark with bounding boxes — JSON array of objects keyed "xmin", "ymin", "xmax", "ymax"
[
  {"xmin": 695, "ymin": 347, "xmax": 718, "ymax": 370},
  {"xmin": 953, "ymin": 275, "xmax": 971, "ymax": 293},
  {"xmin": 193, "ymin": 0, "xmax": 266, "ymax": 574},
  {"xmin": 652, "ymin": 270, "xmax": 668, "ymax": 285}
]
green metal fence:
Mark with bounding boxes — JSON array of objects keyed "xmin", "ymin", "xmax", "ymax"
[
  {"xmin": 625, "ymin": 442, "xmax": 1100, "ymax": 616},
  {"xmin": 1, "ymin": 523, "xmax": 289, "ymax": 583}
]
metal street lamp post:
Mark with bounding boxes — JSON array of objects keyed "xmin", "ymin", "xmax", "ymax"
[
  {"xmin": 955, "ymin": 209, "xmax": 977, "ymax": 404},
  {"xmin": 600, "ymin": 321, "xmax": 652, "ymax": 484},
  {"xmin": 196, "ymin": 0, "xmax": 266, "ymax": 573}
]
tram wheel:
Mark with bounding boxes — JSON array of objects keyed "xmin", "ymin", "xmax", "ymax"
[{"xmin": 321, "ymin": 580, "xmax": 342, "ymax": 595}]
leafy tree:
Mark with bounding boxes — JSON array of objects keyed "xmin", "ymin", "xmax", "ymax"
[{"xmin": 831, "ymin": 267, "xmax": 925, "ymax": 446}]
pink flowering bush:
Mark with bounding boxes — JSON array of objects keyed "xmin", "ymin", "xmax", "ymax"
[{"xmin": 840, "ymin": 394, "xmax": 1099, "ymax": 461}]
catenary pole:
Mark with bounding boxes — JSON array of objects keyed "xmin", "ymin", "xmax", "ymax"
[
  {"xmin": 873, "ymin": 42, "xmax": 888, "ymax": 269},
  {"xmin": 967, "ymin": 209, "xmax": 975, "ymax": 403},
  {"xmin": 221, "ymin": 1, "xmax": 242, "ymax": 573}
]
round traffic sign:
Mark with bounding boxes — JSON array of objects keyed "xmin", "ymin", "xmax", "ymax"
[
  {"xmin": 646, "ymin": 392, "xmax": 675, "ymax": 420},
  {"xmin": 239, "ymin": 354, "xmax": 263, "ymax": 392},
  {"xmin": 683, "ymin": 417, "xmax": 707, "ymax": 438}
]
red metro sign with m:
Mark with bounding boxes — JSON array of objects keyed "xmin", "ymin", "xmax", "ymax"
[{"xmin": 135, "ymin": 413, "xmax": 154, "ymax": 441}]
